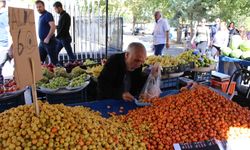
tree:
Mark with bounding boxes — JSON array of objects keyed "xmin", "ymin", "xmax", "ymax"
[
  {"xmin": 124, "ymin": 0, "xmax": 170, "ymax": 33},
  {"xmin": 168, "ymin": 0, "xmax": 219, "ymax": 43},
  {"xmin": 213, "ymin": 0, "xmax": 250, "ymax": 21}
]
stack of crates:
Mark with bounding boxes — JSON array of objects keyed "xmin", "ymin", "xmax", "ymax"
[
  {"xmin": 191, "ymin": 71, "xmax": 212, "ymax": 86},
  {"xmin": 160, "ymin": 77, "xmax": 179, "ymax": 91}
]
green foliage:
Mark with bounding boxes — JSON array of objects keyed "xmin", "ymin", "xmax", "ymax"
[
  {"xmin": 213, "ymin": 0, "xmax": 250, "ymax": 23},
  {"xmin": 124, "ymin": 0, "xmax": 170, "ymax": 27}
]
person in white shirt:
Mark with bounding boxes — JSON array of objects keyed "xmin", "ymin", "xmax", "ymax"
[
  {"xmin": 191, "ymin": 18, "xmax": 210, "ymax": 55},
  {"xmin": 153, "ymin": 11, "xmax": 170, "ymax": 56},
  {"xmin": 0, "ymin": 0, "xmax": 12, "ymax": 84},
  {"xmin": 211, "ymin": 21, "xmax": 229, "ymax": 58}
]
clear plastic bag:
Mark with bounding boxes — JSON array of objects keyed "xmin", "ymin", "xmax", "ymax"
[{"xmin": 140, "ymin": 63, "xmax": 161, "ymax": 99}]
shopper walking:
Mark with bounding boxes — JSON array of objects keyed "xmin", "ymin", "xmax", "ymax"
[
  {"xmin": 53, "ymin": 1, "xmax": 76, "ymax": 62},
  {"xmin": 211, "ymin": 18, "xmax": 221, "ymax": 40},
  {"xmin": 35, "ymin": 0, "xmax": 58, "ymax": 65},
  {"xmin": 0, "ymin": 0, "xmax": 12, "ymax": 84},
  {"xmin": 152, "ymin": 11, "xmax": 170, "ymax": 56},
  {"xmin": 211, "ymin": 21, "xmax": 229, "ymax": 58},
  {"xmin": 191, "ymin": 18, "xmax": 210, "ymax": 55}
]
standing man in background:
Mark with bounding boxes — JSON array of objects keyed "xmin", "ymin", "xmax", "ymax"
[
  {"xmin": 0, "ymin": 0, "xmax": 12, "ymax": 84},
  {"xmin": 35, "ymin": 0, "xmax": 58, "ymax": 65},
  {"xmin": 53, "ymin": 1, "xmax": 76, "ymax": 62},
  {"xmin": 153, "ymin": 11, "xmax": 170, "ymax": 56},
  {"xmin": 211, "ymin": 18, "xmax": 221, "ymax": 41}
]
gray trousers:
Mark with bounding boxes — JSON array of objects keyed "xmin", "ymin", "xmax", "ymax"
[
  {"xmin": 0, "ymin": 47, "xmax": 9, "ymax": 84},
  {"xmin": 196, "ymin": 41, "xmax": 208, "ymax": 55}
]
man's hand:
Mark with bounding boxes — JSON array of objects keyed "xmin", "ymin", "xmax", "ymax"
[
  {"xmin": 8, "ymin": 45, "xmax": 13, "ymax": 59},
  {"xmin": 122, "ymin": 92, "xmax": 134, "ymax": 101},
  {"xmin": 44, "ymin": 37, "xmax": 50, "ymax": 44},
  {"xmin": 139, "ymin": 93, "xmax": 149, "ymax": 100},
  {"xmin": 166, "ymin": 42, "xmax": 170, "ymax": 49},
  {"xmin": 151, "ymin": 63, "xmax": 160, "ymax": 77}
]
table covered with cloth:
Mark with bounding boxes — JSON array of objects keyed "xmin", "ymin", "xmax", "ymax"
[
  {"xmin": 218, "ymin": 56, "xmax": 250, "ymax": 74},
  {"xmin": 67, "ymin": 90, "xmax": 179, "ymax": 118}
]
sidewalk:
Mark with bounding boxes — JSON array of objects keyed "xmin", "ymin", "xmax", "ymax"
[{"xmin": 123, "ymin": 34, "xmax": 185, "ymax": 56}]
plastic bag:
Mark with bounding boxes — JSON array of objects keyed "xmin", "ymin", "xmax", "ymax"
[{"xmin": 140, "ymin": 63, "xmax": 161, "ymax": 99}]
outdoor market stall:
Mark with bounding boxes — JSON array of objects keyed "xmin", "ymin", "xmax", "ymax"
[
  {"xmin": 2, "ymin": 6, "xmax": 250, "ymax": 150},
  {"xmin": 218, "ymin": 55, "xmax": 250, "ymax": 74}
]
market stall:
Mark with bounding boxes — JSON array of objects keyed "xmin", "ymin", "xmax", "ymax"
[
  {"xmin": 2, "ymin": 6, "xmax": 250, "ymax": 150},
  {"xmin": 1, "ymin": 85, "xmax": 250, "ymax": 149},
  {"xmin": 219, "ymin": 36, "xmax": 250, "ymax": 75},
  {"xmin": 218, "ymin": 55, "xmax": 250, "ymax": 74}
]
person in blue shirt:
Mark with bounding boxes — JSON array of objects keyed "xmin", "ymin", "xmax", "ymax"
[
  {"xmin": 0, "ymin": 0, "xmax": 12, "ymax": 84},
  {"xmin": 35, "ymin": 0, "xmax": 58, "ymax": 65}
]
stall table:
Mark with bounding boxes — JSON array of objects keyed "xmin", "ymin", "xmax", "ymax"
[
  {"xmin": 67, "ymin": 90, "xmax": 179, "ymax": 118},
  {"xmin": 218, "ymin": 56, "xmax": 250, "ymax": 74}
]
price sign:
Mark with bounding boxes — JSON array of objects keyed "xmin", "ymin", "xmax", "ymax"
[{"xmin": 9, "ymin": 7, "xmax": 42, "ymax": 116}]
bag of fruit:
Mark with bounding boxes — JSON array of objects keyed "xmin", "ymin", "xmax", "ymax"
[{"xmin": 140, "ymin": 63, "xmax": 161, "ymax": 99}]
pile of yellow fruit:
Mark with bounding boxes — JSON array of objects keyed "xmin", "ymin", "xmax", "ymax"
[
  {"xmin": 145, "ymin": 55, "xmax": 186, "ymax": 67},
  {"xmin": 0, "ymin": 102, "xmax": 146, "ymax": 149},
  {"xmin": 86, "ymin": 65, "xmax": 103, "ymax": 78}
]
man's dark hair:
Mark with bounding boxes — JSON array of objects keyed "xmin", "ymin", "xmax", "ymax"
[
  {"xmin": 35, "ymin": 0, "xmax": 44, "ymax": 6},
  {"xmin": 53, "ymin": 1, "xmax": 62, "ymax": 8}
]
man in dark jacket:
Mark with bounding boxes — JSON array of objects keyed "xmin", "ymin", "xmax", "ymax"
[
  {"xmin": 53, "ymin": 1, "xmax": 76, "ymax": 61},
  {"xmin": 97, "ymin": 42, "xmax": 148, "ymax": 101}
]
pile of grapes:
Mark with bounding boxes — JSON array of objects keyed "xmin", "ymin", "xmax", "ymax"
[
  {"xmin": 69, "ymin": 74, "xmax": 89, "ymax": 88},
  {"xmin": 41, "ymin": 77, "xmax": 69, "ymax": 89},
  {"xmin": 38, "ymin": 67, "xmax": 89, "ymax": 89}
]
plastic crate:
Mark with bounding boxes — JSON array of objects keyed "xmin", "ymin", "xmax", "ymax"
[
  {"xmin": 160, "ymin": 77, "xmax": 179, "ymax": 90},
  {"xmin": 179, "ymin": 62, "xmax": 195, "ymax": 72},
  {"xmin": 199, "ymin": 81, "xmax": 211, "ymax": 86},
  {"xmin": 37, "ymin": 90, "xmax": 47, "ymax": 101},
  {"xmin": 211, "ymin": 79, "xmax": 236, "ymax": 95},
  {"xmin": 45, "ymin": 89, "xmax": 87, "ymax": 105},
  {"xmin": 192, "ymin": 71, "xmax": 212, "ymax": 82},
  {"xmin": 0, "ymin": 90, "xmax": 26, "ymax": 112}
]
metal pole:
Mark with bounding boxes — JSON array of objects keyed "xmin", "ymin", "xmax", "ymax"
[{"xmin": 105, "ymin": 0, "xmax": 108, "ymax": 58}]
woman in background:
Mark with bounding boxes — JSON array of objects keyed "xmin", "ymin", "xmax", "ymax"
[
  {"xmin": 239, "ymin": 26, "xmax": 247, "ymax": 40},
  {"xmin": 228, "ymin": 22, "xmax": 239, "ymax": 46},
  {"xmin": 191, "ymin": 18, "xmax": 210, "ymax": 55},
  {"xmin": 211, "ymin": 21, "xmax": 229, "ymax": 57}
]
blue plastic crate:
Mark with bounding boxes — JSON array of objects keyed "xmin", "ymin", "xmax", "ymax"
[{"xmin": 160, "ymin": 77, "xmax": 179, "ymax": 90}]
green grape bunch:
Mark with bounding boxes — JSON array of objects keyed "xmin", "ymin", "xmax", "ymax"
[
  {"xmin": 83, "ymin": 59, "xmax": 96, "ymax": 65},
  {"xmin": 69, "ymin": 74, "xmax": 89, "ymax": 87},
  {"xmin": 54, "ymin": 67, "xmax": 68, "ymax": 78},
  {"xmin": 42, "ymin": 77, "xmax": 69, "ymax": 89},
  {"xmin": 71, "ymin": 66, "xmax": 85, "ymax": 78}
]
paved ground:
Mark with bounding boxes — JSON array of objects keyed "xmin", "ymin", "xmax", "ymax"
[{"xmin": 123, "ymin": 34, "xmax": 185, "ymax": 56}]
